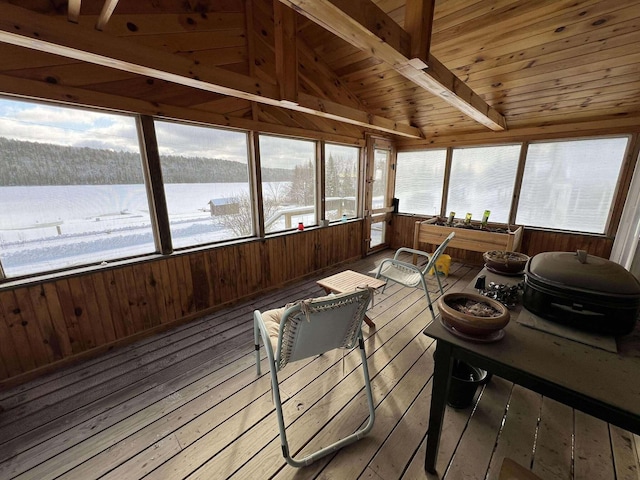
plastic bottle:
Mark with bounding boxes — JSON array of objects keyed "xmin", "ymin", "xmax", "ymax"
[{"xmin": 481, "ymin": 210, "xmax": 491, "ymax": 229}]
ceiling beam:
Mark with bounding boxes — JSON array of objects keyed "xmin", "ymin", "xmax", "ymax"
[
  {"xmin": 0, "ymin": 3, "xmax": 423, "ymax": 139},
  {"xmin": 96, "ymin": 0, "xmax": 120, "ymax": 31},
  {"xmin": 277, "ymin": 0, "xmax": 507, "ymax": 131},
  {"xmin": 404, "ymin": 0, "xmax": 435, "ymax": 69}
]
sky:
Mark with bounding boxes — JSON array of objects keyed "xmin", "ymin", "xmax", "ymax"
[
  {"xmin": 0, "ymin": 97, "xmax": 139, "ymax": 152},
  {"xmin": 0, "ymin": 97, "xmax": 360, "ymax": 169},
  {"xmin": 0, "ymin": 97, "xmax": 249, "ymax": 163}
]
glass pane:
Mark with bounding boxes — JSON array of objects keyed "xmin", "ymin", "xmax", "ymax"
[
  {"xmin": 372, "ymin": 149, "xmax": 389, "ymax": 209},
  {"xmin": 396, "ymin": 149, "xmax": 446, "ymax": 215},
  {"xmin": 154, "ymin": 120, "xmax": 251, "ymax": 248},
  {"xmin": 517, "ymin": 137, "xmax": 627, "ymax": 233},
  {"xmin": 259, "ymin": 135, "xmax": 316, "ymax": 233},
  {"xmin": 325, "ymin": 143, "xmax": 359, "ymax": 221},
  {"xmin": 447, "ymin": 145, "xmax": 520, "ymax": 224},
  {"xmin": 0, "ymin": 98, "xmax": 155, "ymax": 277},
  {"xmin": 370, "ymin": 220, "xmax": 386, "ymax": 248}
]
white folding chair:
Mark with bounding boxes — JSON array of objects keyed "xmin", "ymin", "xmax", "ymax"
[
  {"xmin": 253, "ymin": 289, "xmax": 375, "ymax": 467},
  {"xmin": 374, "ymin": 231, "xmax": 455, "ymax": 319}
]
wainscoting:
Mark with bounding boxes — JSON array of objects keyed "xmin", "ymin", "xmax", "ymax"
[{"xmin": 0, "ymin": 222, "xmax": 363, "ymax": 386}]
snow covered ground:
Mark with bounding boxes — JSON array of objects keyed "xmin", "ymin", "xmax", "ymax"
[{"xmin": 0, "ymin": 183, "xmax": 289, "ymax": 277}]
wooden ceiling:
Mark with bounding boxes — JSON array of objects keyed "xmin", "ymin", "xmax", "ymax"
[{"xmin": 0, "ymin": 0, "xmax": 639, "ymax": 144}]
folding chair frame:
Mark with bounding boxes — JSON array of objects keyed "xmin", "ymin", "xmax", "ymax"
[
  {"xmin": 374, "ymin": 232, "xmax": 455, "ymax": 319},
  {"xmin": 253, "ymin": 290, "xmax": 375, "ymax": 467}
]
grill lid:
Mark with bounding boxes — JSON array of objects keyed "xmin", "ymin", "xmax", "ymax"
[{"xmin": 526, "ymin": 251, "xmax": 640, "ymax": 295}]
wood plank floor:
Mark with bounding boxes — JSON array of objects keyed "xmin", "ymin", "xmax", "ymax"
[{"xmin": 0, "ymin": 251, "xmax": 638, "ymax": 480}]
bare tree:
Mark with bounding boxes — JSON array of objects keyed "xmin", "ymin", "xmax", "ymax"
[{"xmin": 217, "ymin": 183, "xmax": 288, "ymax": 237}]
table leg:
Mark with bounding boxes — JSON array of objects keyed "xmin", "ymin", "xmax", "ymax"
[
  {"xmin": 363, "ymin": 315, "xmax": 375, "ymax": 328},
  {"xmin": 425, "ymin": 341, "xmax": 454, "ymax": 473}
]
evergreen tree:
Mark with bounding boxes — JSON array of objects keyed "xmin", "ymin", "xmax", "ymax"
[
  {"xmin": 326, "ymin": 154, "xmax": 338, "ymax": 197},
  {"xmin": 286, "ymin": 161, "xmax": 315, "ymax": 204},
  {"xmin": 0, "ymin": 137, "xmax": 292, "ymax": 185}
]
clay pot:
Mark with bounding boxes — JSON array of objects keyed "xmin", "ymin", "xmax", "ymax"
[
  {"xmin": 483, "ymin": 250, "xmax": 529, "ymax": 274},
  {"xmin": 437, "ymin": 292, "xmax": 510, "ymax": 336}
]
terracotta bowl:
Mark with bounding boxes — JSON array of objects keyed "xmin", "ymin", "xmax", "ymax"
[
  {"xmin": 483, "ymin": 250, "xmax": 529, "ymax": 274},
  {"xmin": 437, "ymin": 292, "xmax": 510, "ymax": 336}
]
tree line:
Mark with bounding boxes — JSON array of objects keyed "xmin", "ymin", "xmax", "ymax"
[{"xmin": 0, "ymin": 137, "xmax": 291, "ymax": 186}]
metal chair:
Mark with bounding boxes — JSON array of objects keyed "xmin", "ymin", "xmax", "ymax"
[
  {"xmin": 374, "ymin": 231, "xmax": 455, "ymax": 319},
  {"xmin": 253, "ymin": 289, "xmax": 375, "ymax": 467}
]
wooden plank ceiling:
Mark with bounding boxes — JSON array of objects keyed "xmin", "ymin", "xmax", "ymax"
[{"xmin": 0, "ymin": 0, "xmax": 639, "ymax": 142}]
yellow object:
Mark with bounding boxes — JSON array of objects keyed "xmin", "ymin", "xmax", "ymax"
[{"xmin": 429, "ymin": 254, "xmax": 451, "ymax": 276}]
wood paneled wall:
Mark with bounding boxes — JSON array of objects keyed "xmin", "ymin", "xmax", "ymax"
[
  {"xmin": 390, "ymin": 214, "xmax": 614, "ymax": 264},
  {"xmin": 0, "ymin": 222, "xmax": 363, "ymax": 386}
]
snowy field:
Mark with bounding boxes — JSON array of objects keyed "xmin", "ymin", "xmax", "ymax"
[{"xmin": 0, "ymin": 182, "xmax": 294, "ymax": 277}]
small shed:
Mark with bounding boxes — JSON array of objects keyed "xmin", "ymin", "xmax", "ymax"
[{"xmin": 209, "ymin": 197, "xmax": 240, "ymax": 216}]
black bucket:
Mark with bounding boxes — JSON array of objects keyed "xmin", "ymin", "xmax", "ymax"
[{"xmin": 447, "ymin": 360, "xmax": 488, "ymax": 409}]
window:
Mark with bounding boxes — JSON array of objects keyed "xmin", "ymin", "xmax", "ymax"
[
  {"xmin": 154, "ymin": 120, "xmax": 251, "ymax": 248},
  {"xmin": 447, "ymin": 145, "xmax": 520, "ymax": 224},
  {"xmin": 259, "ymin": 135, "xmax": 317, "ymax": 234},
  {"xmin": 396, "ymin": 149, "xmax": 446, "ymax": 215},
  {"xmin": 369, "ymin": 148, "xmax": 390, "ymax": 248},
  {"xmin": 0, "ymin": 98, "xmax": 155, "ymax": 278},
  {"xmin": 324, "ymin": 143, "xmax": 359, "ymax": 221},
  {"xmin": 517, "ymin": 137, "xmax": 628, "ymax": 233}
]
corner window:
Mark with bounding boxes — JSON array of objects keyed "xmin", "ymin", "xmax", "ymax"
[
  {"xmin": 259, "ymin": 135, "xmax": 317, "ymax": 233},
  {"xmin": 324, "ymin": 143, "xmax": 359, "ymax": 221},
  {"xmin": 154, "ymin": 120, "xmax": 252, "ymax": 247},
  {"xmin": 396, "ymin": 149, "xmax": 446, "ymax": 216},
  {"xmin": 517, "ymin": 137, "xmax": 628, "ymax": 233},
  {"xmin": 447, "ymin": 145, "xmax": 520, "ymax": 224},
  {"xmin": 0, "ymin": 98, "xmax": 155, "ymax": 278}
]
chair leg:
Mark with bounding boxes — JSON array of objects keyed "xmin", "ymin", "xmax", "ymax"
[
  {"xmin": 434, "ymin": 269, "xmax": 445, "ymax": 295},
  {"xmin": 254, "ymin": 314, "xmax": 261, "ymax": 375},
  {"xmin": 358, "ymin": 334, "xmax": 376, "ymax": 432},
  {"xmin": 280, "ymin": 334, "xmax": 376, "ymax": 467},
  {"xmin": 269, "ymin": 364, "xmax": 296, "ymax": 465},
  {"xmin": 419, "ymin": 276, "xmax": 436, "ymax": 320},
  {"xmin": 375, "ymin": 272, "xmax": 388, "ymax": 293}
]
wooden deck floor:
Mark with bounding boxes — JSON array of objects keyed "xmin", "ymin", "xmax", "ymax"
[{"xmin": 0, "ymin": 251, "xmax": 638, "ymax": 480}]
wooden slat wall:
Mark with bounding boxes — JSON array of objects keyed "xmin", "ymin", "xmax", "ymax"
[
  {"xmin": 390, "ymin": 214, "xmax": 614, "ymax": 264},
  {"xmin": 0, "ymin": 222, "xmax": 363, "ymax": 386}
]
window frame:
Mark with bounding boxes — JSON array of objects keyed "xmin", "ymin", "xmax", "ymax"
[
  {"xmin": 323, "ymin": 141, "xmax": 362, "ymax": 223},
  {"xmin": 394, "ymin": 134, "xmax": 631, "ymax": 237},
  {"xmin": 0, "ymin": 97, "xmax": 158, "ymax": 281},
  {"xmin": 446, "ymin": 143, "xmax": 522, "ymax": 225},
  {"xmin": 151, "ymin": 117, "xmax": 254, "ymax": 250},
  {"xmin": 394, "ymin": 148, "xmax": 447, "ymax": 216},
  {"xmin": 0, "ymin": 95, "xmax": 367, "ymax": 284},
  {"xmin": 514, "ymin": 135, "xmax": 631, "ymax": 235},
  {"xmin": 258, "ymin": 133, "xmax": 320, "ymax": 235},
  {"xmin": 2, "ymin": 91, "xmax": 632, "ymax": 284}
]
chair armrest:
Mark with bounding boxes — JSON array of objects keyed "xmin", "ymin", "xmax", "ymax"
[
  {"xmin": 377, "ymin": 258, "xmax": 423, "ymax": 274},
  {"xmin": 380, "ymin": 258, "xmax": 422, "ymax": 273},
  {"xmin": 394, "ymin": 247, "xmax": 432, "ymax": 262}
]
